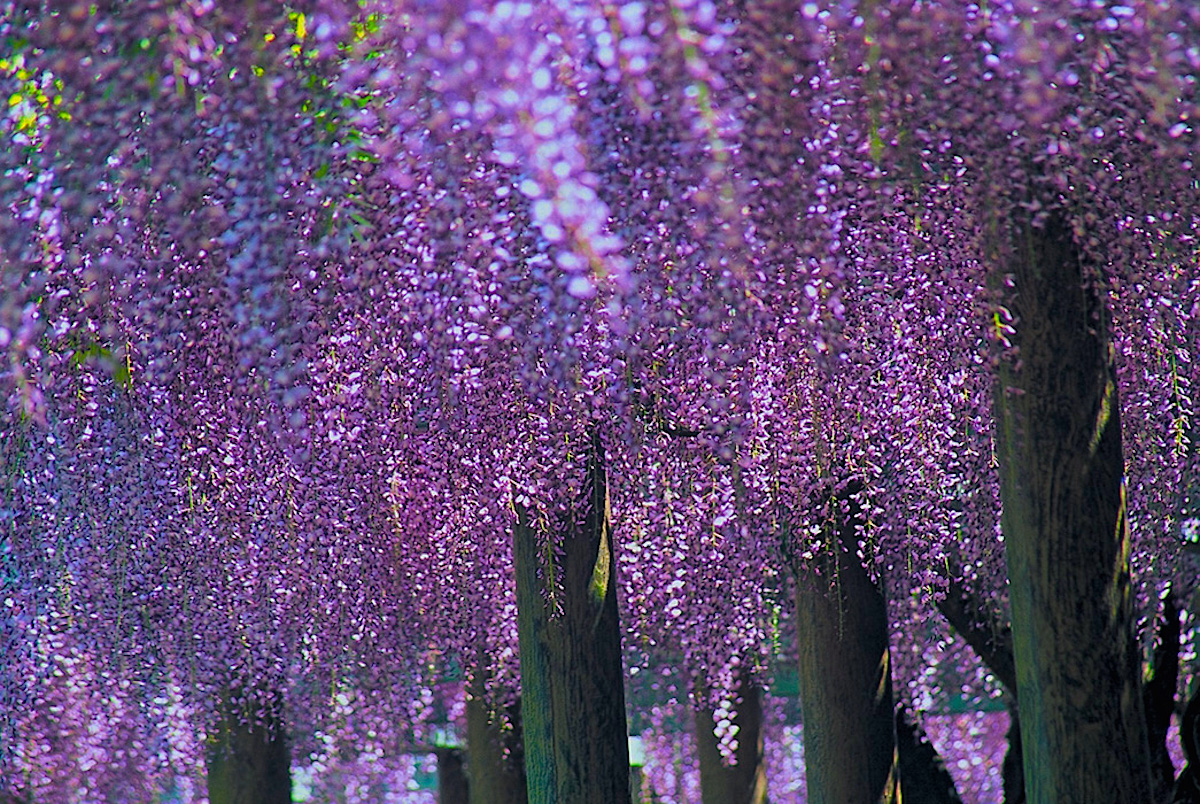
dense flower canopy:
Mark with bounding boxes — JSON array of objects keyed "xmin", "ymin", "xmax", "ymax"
[{"xmin": 1, "ymin": 0, "xmax": 1197, "ymax": 792}]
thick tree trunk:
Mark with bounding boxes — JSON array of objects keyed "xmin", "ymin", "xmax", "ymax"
[
  {"xmin": 794, "ymin": 496, "xmax": 899, "ymax": 804},
  {"xmin": 994, "ymin": 211, "xmax": 1153, "ymax": 803},
  {"xmin": 513, "ymin": 440, "xmax": 632, "ymax": 804},
  {"xmin": 206, "ymin": 690, "xmax": 291, "ymax": 804},
  {"xmin": 465, "ymin": 689, "xmax": 527, "ymax": 804},
  {"xmin": 694, "ymin": 675, "xmax": 769, "ymax": 804},
  {"xmin": 436, "ymin": 748, "xmax": 469, "ymax": 804}
]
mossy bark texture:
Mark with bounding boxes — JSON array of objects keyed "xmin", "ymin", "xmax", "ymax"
[
  {"xmin": 794, "ymin": 498, "xmax": 899, "ymax": 804},
  {"xmin": 994, "ymin": 212, "xmax": 1153, "ymax": 803},
  {"xmin": 514, "ymin": 442, "xmax": 631, "ymax": 804}
]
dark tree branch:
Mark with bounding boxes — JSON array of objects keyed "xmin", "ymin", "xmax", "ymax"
[
  {"xmin": 935, "ymin": 572, "xmax": 1025, "ymax": 804},
  {"xmin": 1173, "ymin": 682, "xmax": 1200, "ymax": 804},
  {"xmin": 896, "ymin": 704, "xmax": 964, "ymax": 804},
  {"xmin": 660, "ymin": 421, "xmax": 702, "ymax": 438},
  {"xmin": 935, "ymin": 574, "xmax": 1018, "ymax": 696},
  {"xmin": 1146, "ymin": 590, "xmax": 1181, "ymax": 803}
]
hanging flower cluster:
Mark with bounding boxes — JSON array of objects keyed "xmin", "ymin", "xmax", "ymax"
[{"xmin": 2, "ymin": 0, "xmax": 1197, "ymax": 789}]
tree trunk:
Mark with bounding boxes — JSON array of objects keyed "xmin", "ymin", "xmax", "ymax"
[
  {"xmin": 437, "ymin": 748, "xmax": 469, "ymax": 804},
  {"xmin": 1173, "ymin": 682, "xmax": 1200, "ymax": 803},
  {"xmin": 206, "ymin": 689, "xmax": 291, "ymax": 804},
  {"xmin": 1145, "ymin": 591, "xmax": 1181, "ymax": 803},
  {"xmin": 466, "ymin": 689, "xmax": 527, "ymax": 804},
  {"xmin": 993, "ymin": 211, "xmax": 1153, "ymax": 802},
  {"xmin": 1003, "ymin": 703, "xmax": 1027, "ymax": 804},
  {"xmin": 794, "ymin": 493, "xmax": 899, "ymax": 804},
  {"xmin": 895, "ymin": 704, "xmax": 963, "ymax": 804},
  {"xmin": 694, "ymin": 675, "xmax": 769, "ymax": 804},
  {"xmin": 513, "ymin": 439, "xmax": 632, "ymax": 804}
]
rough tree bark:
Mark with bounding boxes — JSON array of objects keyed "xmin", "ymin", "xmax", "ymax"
[
  {"xmin": 513, "ymin": 437, "xmax": 631, "ymax": 804},
  {"xmin": 793, "ymin": 487, "xmax": 899, "ymax": 804},
  {"xmin": 940, "ymin": 575, "xmax": 1186, "ymax": 802},
  {"xmin": 993, "ymin": 210, "xmax": 1153, "ymax": 803},
  {"xmin": 694, "ymin": 675, "xmax": 769, "ymax": 804},
  {"xmin": 465, "ymin": 687, "xmax": 527, "ymax": 804},
  {"xmin": 206, "ymin": 689, "xmax": 291, "ymax": 804}
]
